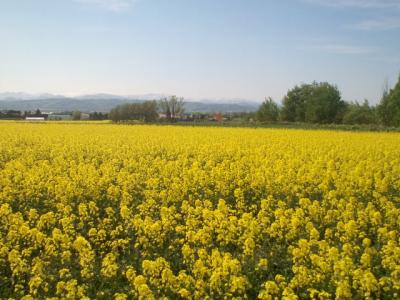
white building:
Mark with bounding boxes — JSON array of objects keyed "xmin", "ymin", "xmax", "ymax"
[{"xmin": 25, "ymin": 117, "xmax": 45, "ymax": 121}]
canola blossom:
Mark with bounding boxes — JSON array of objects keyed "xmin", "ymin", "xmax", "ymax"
[{"xmin": 0, "ymin": 122, "xmax": 399, "ymax": 299}]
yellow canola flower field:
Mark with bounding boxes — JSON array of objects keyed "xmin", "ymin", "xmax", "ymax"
[{"xmin": 0, "ymin": 122, "xmax": 400, "ymax": 299}]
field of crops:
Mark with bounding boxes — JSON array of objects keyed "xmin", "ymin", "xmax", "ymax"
[{"xmin": 0, "ymin": 122, "xmax": 399, "ymax": 299}]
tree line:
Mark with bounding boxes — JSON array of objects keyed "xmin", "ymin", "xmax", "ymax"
[
  {"xmin": 257, "ymin": 76, "xmax": 400, "ymax": 127},
  {"xmin": 108, "ymin": 76, "xmax": 400, "ymax": 127},
  {"xmin": 109, "ymin": 96, "xmax": 184, "ymax": 122}
]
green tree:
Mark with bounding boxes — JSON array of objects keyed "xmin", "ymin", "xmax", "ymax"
[
  {"xmin": 72, "ymin": 111, "xmax": 81, "ymax": 120},
  {"xmin": 281, "ymin": 85, "xmax": 307, "ymax": 122},
  {"xmin": 378, "ymin": 75, "xmax": 400, "ymax": 127},
  {"xmin": 257, "ymin": 97, "xmax": 279, "ymax": 122},
  {"xmin": 342, "ymin": 100, "xmax": 377, "ymax": 125},
  {"xmin": 141, "ymin": 101, "xmax": 159, "ymax": 122},
  {"xmin": 109, "ymin": 101, "xmax": 158, "ymax": 122},
  {"xmin": 281, "ymin": 82, "xmax": 345, "ymax": 123}
]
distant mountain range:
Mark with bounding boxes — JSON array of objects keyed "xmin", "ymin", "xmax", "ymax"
[{"xmin": 0, "ymin": 93, "xmax": 260, "ymax": 113}]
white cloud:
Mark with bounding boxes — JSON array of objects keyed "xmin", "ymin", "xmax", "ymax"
[
  {"xmin": 73, "ymin": 0, "xmax": 138, "ymax": 12},
  {"xmin": 351, "ymin": 17, "xmax": 400, "ymax": 30},
  {"xmin": 304, "ymin": 0, "xmax": 400, "ymax": 8}
]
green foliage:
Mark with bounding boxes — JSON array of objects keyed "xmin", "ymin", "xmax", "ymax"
[
  {"xmin": 109, "ymin": 101, "xmax": 158, "ymax": 122},
  {"xmin": 89, "ymin": 112, "xmax": 108, "ymax": 121},
  {"xmin": 72, "ymin": 111, "xmax": 82, "ymax": 121},
  {"xmin": 257, "ymin": 97, "xmax": 279, "ymax": 122},
  {"xmin": 342, "ymin": 100, "xmax": 377, "ymax": 125},
  {"xmin": 281, "ymin": 82, "xmax": 345, "ymax": 124},
  {"xmin": 281, "ymin": 85, "xmax": 307, "ymax": 122},
  {"xmin": 378, "ymin": 75, "xmax": 400, "ymax": 127}
]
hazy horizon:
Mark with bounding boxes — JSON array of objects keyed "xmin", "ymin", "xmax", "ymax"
[{"xmin": 1, "ymin": 0, "xmax": 399, "ymax": 104}]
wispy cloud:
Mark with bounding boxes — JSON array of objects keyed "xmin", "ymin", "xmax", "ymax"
[
  {"xmin": 73, "ymin": 0, "xmax": 138, "ymax": 12},
  {"xmin": 304, "ymin": 0, "xmax": 400, "ymax": 9},
  {"xmin": 351, "ymin": 17, "xmax": 400, "ymax": 30}
]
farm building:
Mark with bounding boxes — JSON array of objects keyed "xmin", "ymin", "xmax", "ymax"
[{"xmin": 25, "ymin": 117, "xmax": 46, "ymax": 121}]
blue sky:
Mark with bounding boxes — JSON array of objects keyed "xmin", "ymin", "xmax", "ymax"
[{"xmin": 0, "ymin": 0, "xmax": 399, "ymax": 103}]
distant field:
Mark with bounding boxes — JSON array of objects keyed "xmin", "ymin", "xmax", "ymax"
[
  {"xmin": 150, "ymin": 121, "xmax": 400, "ymax": 132},
  {"xmin": 8, "ymin": 119, "xmax": 400, "ymax": 132},
  {"xmin": 0, "ymin": 123, "xmax": 399, "ymax": 299}
]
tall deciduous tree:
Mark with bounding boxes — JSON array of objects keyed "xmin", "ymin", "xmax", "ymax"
[
  {"xmin": 342, "ymin": 100, "xmax": 377, "ymax": 125},
  {"xmin": 281, "ymin": 82, "xmax": 345, "ymax": 124},
  {"xmin": 378, "ymin": 75, "xmax": 400, "ymax": 127},
  {"xmin": 72, "ymin": 111, "xmax": 81, "ymax": 120},
  {"xmin": 257, "ymin": 97, "xmax": 279, "ymax": 122},
  {"xmin": 158, "ymin": 96, "xmax": 185, "ymax": 122},
  {"xmin": 281, "ymin": 85, "xmax": 307, "ymax": 122},
  {"xmin": 109, "ymin": 101, "xmax": 158, "ymax": 122}
]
